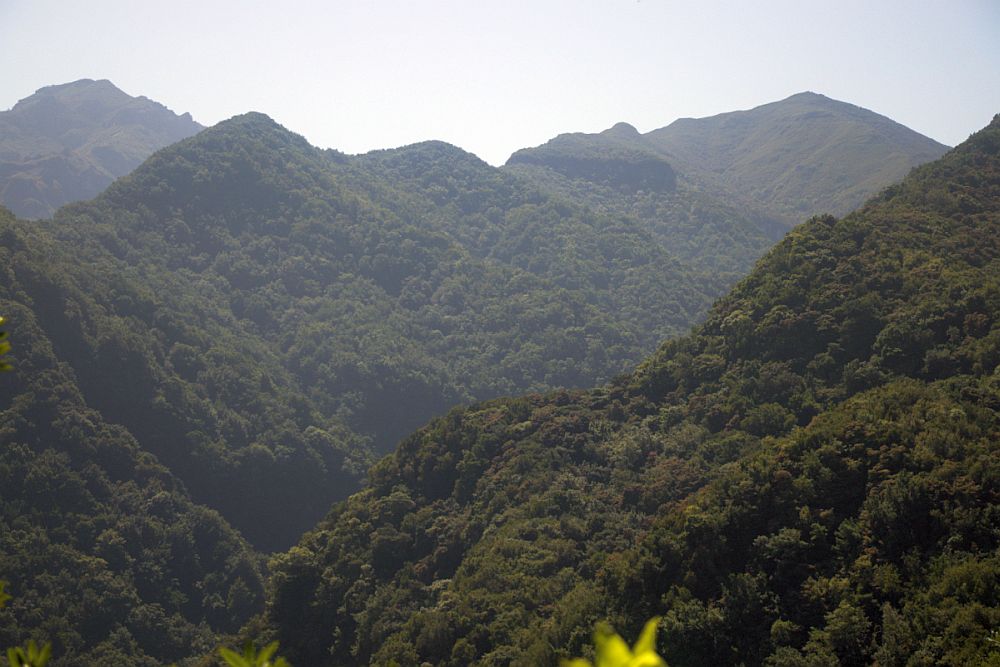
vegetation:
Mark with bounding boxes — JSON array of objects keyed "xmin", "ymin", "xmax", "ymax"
[
  {"xmin": 2, "ymin": 112, "xmax": 729, "ymax": 551},
  {"xmin": 0, "ymin": 109, "xmax": 725, "ymax": 662},
  {"xmin": 0, "ymin": 316, "xmax": 10, "ymax": 371},
  {"xmin": 0, "ymin": 278, "xmax": 266, "ymax": 665},
  {"xmin": 0, "ymin": 90, "xmax": 978, "ymax": 666},
  {"xmin": 263, "ymin": 115, "xmax": 1000, "ymax": 665},
  {"xmin": 505, "ymin": 92, "xmax": 948, "ymax": 302},
  {"xmin": 218, "ymin": 642, "xmax": 289, "ymax": 667},
  {"xmin": 1, "ymin": 579, "xmax": 289, "ymax": 667},
  {"xmin": 562, "ymin": 618, "xmax": 666, "ymax": 667},
  {"xmin": 0, "ymin": 583, "xmax": 51, "ymax": 667}
]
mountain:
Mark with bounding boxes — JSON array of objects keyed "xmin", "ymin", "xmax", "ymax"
[
  {"xmin": 264, "ymin": 116, "xmax": 1000, "ymax": 665},
  {"xmin": 0, "ymin": 94, "xmax": 974, "ymax": 665},
  {"xmin": 505, "ymin": 93, "xmax": 950, "ymax": 286},
  {"xmin": 0, "ymin": 109, "xmax": 729, "ymax": 661},
  {"xmin": 0, "ymin": 111, "xmax": 727, "ymax": 554},
  {"xmin": 0, "ymin": 206, "xmax": 265, "ymax": 665},
  {"xmin": 0, "ymin": 79, "xmax": 203, "ymax": 218},
  {"xmin": 645, "ymin": 92, "xmax": 951, "ymax": 222}
]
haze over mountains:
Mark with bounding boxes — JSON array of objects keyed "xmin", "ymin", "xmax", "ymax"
[
  {"xmin": 510, "ymin": 92, "xmax": 949, "ymax": 224},
  {"xmin": 0, "ymin": 81, "xmax": 985, "ymax": 666},
  {"xmin": 507, "ymin": 92, "xmax": 950, "ymax": 285},
  {"xmin": 0, "ymin": 79, "xmax": 203, "ymax": 219}
]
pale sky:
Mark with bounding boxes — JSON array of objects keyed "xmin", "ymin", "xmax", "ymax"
[{"xmin": 1, "ymin": 0, "xmax": 998, "ymax": 165}]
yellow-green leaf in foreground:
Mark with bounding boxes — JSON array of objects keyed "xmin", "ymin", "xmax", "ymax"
[{"xmin": 562, "ymin": 617, "xmax": 667, "ymax": 667}]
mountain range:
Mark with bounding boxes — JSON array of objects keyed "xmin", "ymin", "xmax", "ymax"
[
  {"xmin": 266, "ymin": 113, "xmax": 1000, "ymax": 666},
  {"xmin": 506, "ymin": 92, "xmax": 949, "ymax": 284},
  {"xmin": 0, "ymin": 81, "xmax": 981, "ymax": 665}
]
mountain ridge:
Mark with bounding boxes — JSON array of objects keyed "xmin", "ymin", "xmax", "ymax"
[
  {"xmin": 0, "ymin": 89, "xmax": 985, "ymax": 666},
  {"xmin": 3, "ymin": 108, "xmax": 722, "ymax": 553}
]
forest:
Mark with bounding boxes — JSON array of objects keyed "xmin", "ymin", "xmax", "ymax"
[
  {"xmin": 264, "ymin": 115, "xmax": 1000, "ymax": 665},
  {"xmin": 0, "ymin": 81, "xmax": 994, "ymax": 666}
]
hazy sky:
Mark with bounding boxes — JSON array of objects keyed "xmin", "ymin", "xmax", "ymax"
[{"xmin": 1, "ymin": 0, "xmax": 998, "ymax": 165}]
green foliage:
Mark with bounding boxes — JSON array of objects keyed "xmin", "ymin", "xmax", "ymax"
[
  {"xmin": 506, "ymin": 92, "xmax": 948, "ymax": 295},
  {"xmin": 562, "ymin": 618, "xmax": 667, "ymax": 667},
  {"xmin": 6, "ymin": 641, "xmax": 51, "ymax": 667},
  {"xmin": 0, "ymin": 110, "xmax": 734, "ymax": 664},
  {"xmin": 1, "ymin": 582, "xmax": 52, "ymax": 667},
  {"xmin": 0, "ymin": 269, "xmax": 265, "ymax": 664},
  {"xmin": 1, "ymin": 112, "xmax": 727, "ymax": 551},
  {"xmin": 218, "ymin": 641, "xmax": 289, "ymax": 667},
  {"xmin": 506, "ymin": 131, "xmax": 785, "ymax": 288},
  {"xmin": 0, "ymin": 91, "xmax": 977, "ymax": 666},
  {"xmin": 265, "ymin": 116, "xmax": 1000, "ymax": 664}
]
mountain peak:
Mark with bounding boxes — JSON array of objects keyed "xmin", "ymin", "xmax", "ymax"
[
  {"xmin": 602, "ymin": 121, "xmax": 641, "ymax": 138},
  {"xmin": 196, "ymin": 112, "xmax": 315, "ymax": 152},
  {"xmin": 16, "ymin": 78, "xmax": 138, "ymax": 113},
  {"xmin": 226, "ymin": 110, "xmax": 280, "ymax": 125},
  {"xmin": 31, "ymin": 77, "xmax": 120, "ymax": 94},
  {"xmin": 784, "ymin": 90, "xmax": 829, "ymax": 101},
  {"xmin": 0, "ymin": 80, "xmax": 204, "ymax": 218},
  {"xmin": 644, "ymin": 92, "xmax": 950, "ymax": 221}
]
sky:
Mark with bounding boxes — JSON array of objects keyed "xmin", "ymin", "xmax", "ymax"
[{"xmin": 1, "ymin": 0, "xmax": 998, "ymax": 165}]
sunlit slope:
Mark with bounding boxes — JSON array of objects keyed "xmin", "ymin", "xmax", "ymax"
[{"xmin": 646, "ymin": 91, "xmax": 949, "ymax": 222}]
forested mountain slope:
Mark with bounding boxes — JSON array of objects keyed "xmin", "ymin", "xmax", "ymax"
[
  {"xmin": 0, "ymin": 79, "xmax": 202, "ymax": 219},
  {"xmin": 265, "ymin": 115, "xmax": 1000, "ymax": 666},
  {"xmin": 1, "ymin": 112, "xmax": 723, "ymax": 553},
  {"xmin": 0, "ymin": 211, "xmax": 264, "ymax": 666},
  {"xmin": 505, "ymin": 93, "xmax": 949, "ymax": 287}
]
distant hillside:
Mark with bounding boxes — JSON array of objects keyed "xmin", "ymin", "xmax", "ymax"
[
  {"xmin": 507, "ymin": 121, "xmax": 677, "ymax": 193},
  {"xmin": 646, "ymin": 91, "xmax": 950, "ymax": 222},
  {"xmin": 505, "ymin": 93, "xmax": 949, "ymax": 285},
  {"xmin": 0, "ymin": 79, "xmax": 203, "ymax": 218},
  {"xmin": 507, "ymin": 131, "xmax": 783, "ymax": 287},
  {"xmin": 266, "ymin": 116, "xmax": 1000, "ymax": 665}
]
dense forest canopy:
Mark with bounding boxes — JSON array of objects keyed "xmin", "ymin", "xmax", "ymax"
[
  {"xmin": 9, "ymin": 112, "xmax": 727, "ymax": 551},
  {"xmin": 0, "ymin": 209, "xmax": 265, "ymax": 665},
  {"xmin": 0, "ymin": 89, "xmax": 970, "ymax": 666},
  {"xmin": 264, "ymin": 115, "xmax": 1000, "ymax": 666}
]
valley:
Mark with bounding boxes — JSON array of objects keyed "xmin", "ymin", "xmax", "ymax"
[{"xmin": 2, "ymin": 80, "xmax": 995, "ymax": 666}]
